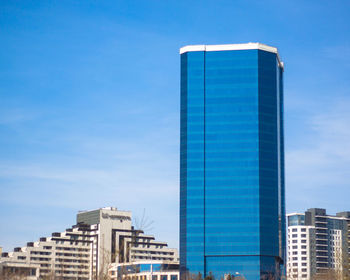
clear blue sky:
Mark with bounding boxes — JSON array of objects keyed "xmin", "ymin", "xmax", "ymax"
[{"xmin": 1, "ymin": 0, "xmax": 349, "ymax": 252}]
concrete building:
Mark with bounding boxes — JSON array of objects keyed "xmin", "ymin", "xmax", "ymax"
[
  {"xmin": 0, "ymin": 207, "xmax": 178, "ymax": 280},
  {"xmin": 287, "ymin": 214, "xmax": 316, "ymax": 279},
  {"xmin": 109, "ymin": 260, "xmax": 179, "ymax": 280},
  {"xmin": 1, "ymin": 223, "xmax": 93, "ymax": 280},
  {"xmin": 287, "ymin": 208, "xmax": 350, "ymax": 280},
  {"xmin": 0, "ymin": 261, "xmax": 40, "ymax": 280}
]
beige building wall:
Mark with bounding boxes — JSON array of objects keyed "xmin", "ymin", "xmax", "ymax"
[{"xmin": 1, "ymin": 207, "xmax": 178, "ymax": 280}]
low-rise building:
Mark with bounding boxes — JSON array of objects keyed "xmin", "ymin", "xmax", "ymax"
[
  {"xmin": 109, "ymin": 260, "xmax": 179, "ymax": 280},
  {"xmin": 0, "ymin": 261, "xmax": 40, "ymax": 280},
  {"xmin": 0, "ymin": 207, "xmax": 178, "ymax": 280}
]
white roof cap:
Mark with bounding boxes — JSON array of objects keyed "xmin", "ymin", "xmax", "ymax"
[
  {"xmin": 180, "ymin": 43, "xmax": 283, "ymax": 68},
  {"xmin": 287, "ymin": 213, "xmax": 305, "ymax": 217}
]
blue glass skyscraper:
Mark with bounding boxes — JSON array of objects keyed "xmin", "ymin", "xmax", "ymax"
[{"xmin": 180, "ymin": 43, "xmax": 285, "ymax": 280}]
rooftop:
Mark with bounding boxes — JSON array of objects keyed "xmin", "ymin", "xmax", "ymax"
[
  {"xmin": 179, "ymin": 42, "xmax": 283, "ymax": 68},
  {"xmin": 78, "ymin": 206, "xmax": 131, "ymax": 214}
]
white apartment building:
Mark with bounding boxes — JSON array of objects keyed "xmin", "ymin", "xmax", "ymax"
[
  {"xmin": 1, "ymin": 223, "xmax": 94, "ymax": 280},
  {"xmin": 0, "ymin": 207, "xmax": 178, "ymax": 280},
  {"xmin": 329, "ymin": 229, "xmax": 344, "ymax": 271},
  {"xmin": 287, "ymin": 209, "xmax": 350, "ymax": 280},
  {"xmin": 287, "ymin": 215, "xmax": 316, "ymax": 279}
]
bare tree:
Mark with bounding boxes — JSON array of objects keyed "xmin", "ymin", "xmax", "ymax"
[{"xmin": 133, "ymin": 209, "xmax": 154, "ymax": 233}]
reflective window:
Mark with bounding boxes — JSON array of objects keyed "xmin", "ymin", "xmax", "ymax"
[{"xmin": 180, "ymin": 49, "xmax": 285, "ymax": 280}]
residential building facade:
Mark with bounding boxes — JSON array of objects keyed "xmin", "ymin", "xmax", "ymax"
[
  {"xmin": 287, "ymin": 214, "xmax": 316, "ymax": 279},
  {"xmin": 0, "ymin": 207, "xmax": 178, "ymax": 280},
  {"xmin": 180, "ymin": 43, "xmax": 285, "ymax": 280},
  {"xmin": 287, "ymin": 209, "xmax": 350, "ymax": 280}
]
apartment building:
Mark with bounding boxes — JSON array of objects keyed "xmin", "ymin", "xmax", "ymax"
[
  {"xmin": 287, "ymin": 208, "xmax": 350, "ymax": 280},
  {"xmin": 0, "ymin": 207, "xmax": 178, "ymax": 280},
  {"xmin": 287, "ymin": 214, "xmax": 316, "ymax": 279},
  {"xmin": 0, "ymin": 222, "xmax": 94, "ymax": 279}
]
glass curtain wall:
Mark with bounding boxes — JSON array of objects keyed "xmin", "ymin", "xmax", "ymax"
[{"xmin": 180, "ymin": 47, "xmax": 285, "ymax": 280}]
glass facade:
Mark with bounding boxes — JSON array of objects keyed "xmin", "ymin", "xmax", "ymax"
[
  {"xmin": 288, "ymin": 214, "xmax": 305, "ymax": 226},
  {"xmin": 180, "ymin": 45, "xmax": 285, "ymax": 280},
  {"xmin": 117, "ymin": 263, "xmax": 180, "ymax": 275}
]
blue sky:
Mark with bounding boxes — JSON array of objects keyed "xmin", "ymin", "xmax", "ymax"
[{"xmin": 0, "ymin": 0, "xmax": 349, "ymax": 252}]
